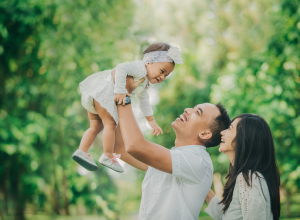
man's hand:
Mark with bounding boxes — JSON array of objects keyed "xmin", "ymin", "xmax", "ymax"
[
  {"xmin": 114, "ymin": 93, "xmax": 130, "ymax": 105},
  {"xmin": 148, "ymin": 120, "xmax": 163, "ymax": 136}
]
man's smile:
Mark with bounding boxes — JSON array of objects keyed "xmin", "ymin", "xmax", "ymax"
[{"xmin": 179, "ymin": 114, "xmax": 188, "ymax": 122}]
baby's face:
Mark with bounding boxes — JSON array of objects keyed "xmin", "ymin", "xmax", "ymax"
[{"xmin": 145, "ymin": 62, "xmax": 175, "ymax": 84}]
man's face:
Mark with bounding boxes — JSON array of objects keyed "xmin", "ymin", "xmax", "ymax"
[{"xmin": 171, "ymin": 103, "xmax": 221, "ymax": 142}]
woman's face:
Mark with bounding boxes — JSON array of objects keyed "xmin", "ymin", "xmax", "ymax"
[{"xmin": 219, "ymin": 118, "xmax": 241, "ymax": 154}]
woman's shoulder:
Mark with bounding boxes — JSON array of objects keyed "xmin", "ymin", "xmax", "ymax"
[
  {"xmin": 236, "ymin": 171, "xmax": 269, "ymax": 200},
  {"xmin": 237, "ymin": 171, "xmax": 265, "ymax": 182},
  {"xmin": 236, "ymin": 171, "xmax": 268, "ymax": 192}
]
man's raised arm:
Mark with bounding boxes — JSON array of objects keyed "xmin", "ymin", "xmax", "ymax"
[{"xmin": 117, "ymin": 104, "xmax": 172, "ymax": 173}]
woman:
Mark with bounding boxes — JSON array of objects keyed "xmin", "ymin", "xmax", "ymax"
[{"xmin": 205, "ymin": 114, "xmax": 281, "ymax": 220}]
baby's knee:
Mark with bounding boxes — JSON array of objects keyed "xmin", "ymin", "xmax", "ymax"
[
  {"xmin": 90, "ymin": 121, "xmax": 103, "ymax": 133},
  {"xmin": 104, "ymin": 123, "xmax": 117, "ymax": 131}
]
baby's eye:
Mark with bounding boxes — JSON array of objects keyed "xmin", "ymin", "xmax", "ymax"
[{"xmin": 161, "ymin": 70, "xmax": 165, "ymax": 73}]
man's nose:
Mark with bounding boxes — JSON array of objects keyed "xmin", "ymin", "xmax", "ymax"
[{"xmin": 184, "ymin": 108, "xmax": 194, "ymax": 114}]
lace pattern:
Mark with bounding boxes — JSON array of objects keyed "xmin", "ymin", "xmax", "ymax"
[
  {"xmin": 143, "ymin": 46, "xmax": 183, "ymax": 64},
  {"xmin": 237, "ymin": 173, "xmax": 251, "ymax": 220},
  {"xmin": 80, "ymin": 71, "xmax": 119, "ymax": 124},
  {"xmin": 205, "ymin": 171, "xmax": 273, "ymax": 220}
]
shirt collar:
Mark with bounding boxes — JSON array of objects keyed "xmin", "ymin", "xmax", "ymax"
[{"xmin": 171, "ymin": 145, "xmax": 206, "ymax": 152}]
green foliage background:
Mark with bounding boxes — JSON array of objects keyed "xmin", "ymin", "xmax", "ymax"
[{"xmin": 0, "ymin": 0, "xmax": 299, "ymax": 219}]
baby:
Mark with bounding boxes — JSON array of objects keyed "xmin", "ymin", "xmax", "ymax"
[{"xmin": 72, "ymin": 42, "xmax": 183, "ymax": 172}]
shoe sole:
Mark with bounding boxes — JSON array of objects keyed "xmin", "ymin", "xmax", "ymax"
[
  {"xmin": 98, "ymin": 161, "xmax": 124, "ymax": 173},
  {"xmin": 72, "ymin": 155, "xmax": 98, "ymax": 171}
]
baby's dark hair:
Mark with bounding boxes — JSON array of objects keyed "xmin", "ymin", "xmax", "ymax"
[{"xmin": 143, "ymin": 42, "xmax": 171, "ymax": 54}]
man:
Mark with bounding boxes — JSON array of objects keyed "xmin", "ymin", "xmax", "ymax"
[{"xmin": 113, "ymin": 101, "xmax": 230, "ymax": 220}]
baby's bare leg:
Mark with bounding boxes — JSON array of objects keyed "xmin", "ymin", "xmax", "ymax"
[
  {"xmin": 93, "ymin": 99, "xmax": 116, "ymax": 159},
  {"xmin": 79, "ymin": 111, "xmax": 103, "ymax": 153}
]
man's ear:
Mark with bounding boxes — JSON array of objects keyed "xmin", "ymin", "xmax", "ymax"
[{"xmin": 199, "ymin": 130, "xmax": 212, "ymax": 140}]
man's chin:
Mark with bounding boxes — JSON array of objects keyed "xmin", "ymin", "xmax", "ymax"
[
  {"xmin": 171, "ymin": 120, "xmax": 182, "ymax": 129},
  {"xmin": 170, "ymin": 121, "xmax": 174, "ymax": 128},
  {"xmin": 171, "ymin": 120, "xmax": 177, "ymax": 127}
]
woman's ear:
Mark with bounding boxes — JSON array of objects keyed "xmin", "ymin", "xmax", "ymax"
[{"xmin": 199, "ymin": 130, "xmax": 212, "ymax": 140}]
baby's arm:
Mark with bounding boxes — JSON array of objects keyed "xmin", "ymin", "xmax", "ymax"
[
  {"xmin": 114, "ymin": 62, "xmax": 146, "ymax": 105},
  {"xmin": 137, "ymin": 89, "xmax": 163, "ymax": 136},
  {"xmin": 146, "ymin": 115, "xmax": 163, "ymax": 136}
]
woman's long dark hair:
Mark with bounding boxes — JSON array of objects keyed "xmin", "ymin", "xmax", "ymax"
[{"xmin": 220, "ymin": 114, "xmax": 281, "ymax": 220}]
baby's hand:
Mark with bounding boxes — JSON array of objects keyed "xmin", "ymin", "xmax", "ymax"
[
  {"xmin": 148, "ymin": 120, "xmax": 163, "ymax": 136},
  {"xmin": 115, "ymin": 93, "xmax": 130, "ymax": 105}
]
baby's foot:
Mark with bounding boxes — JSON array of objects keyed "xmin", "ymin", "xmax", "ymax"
[
  {"xmin": 72, "ymin": 149, "xmax": 98, "ymax": 171},
  {"xmin": 98, "ymin": 153, "xmax": 124, "ymax": 173}
]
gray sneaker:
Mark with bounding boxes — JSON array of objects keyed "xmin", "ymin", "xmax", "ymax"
[
  {"xmin": 98, "ymin": 153, "xmax": 124, "ymax": 173},
  {"xmin": 72, "ymin": 149, "xmax": 98, "ymax": 171}
]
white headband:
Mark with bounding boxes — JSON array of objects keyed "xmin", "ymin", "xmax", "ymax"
[{"xmin": 143, "ymin": 46, "xmax": 183, "ymax": 64}]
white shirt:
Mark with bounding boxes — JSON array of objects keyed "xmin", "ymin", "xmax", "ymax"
[
  {"xmin": 114, "ymin": 60, "xmax": 153, "ymax": 116},
  {"xmin": 205, "ymin": 172, "xmax": 273, "ymax": 220},
  {"xmin": 139, "ymin": 145, "xmax": 213, "ymax": 220}
]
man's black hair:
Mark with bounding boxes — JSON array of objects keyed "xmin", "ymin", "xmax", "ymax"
[{"xmin": 205, "ymin": 103, "xmax": 231, "ymax": 148}]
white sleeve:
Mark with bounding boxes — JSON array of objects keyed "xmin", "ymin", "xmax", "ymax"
[
  {"xmin": 170, "ymin": 149, "xmax": 211, "ymax": 184},
  {"xmin": 237, "ymin": 174, "xmax": 266, "ymax": 220},
  {"xmin": 204, "ymin": 196, "xmax": 224, "ymax": 220},
  {"xmin": 137, "ymin": 88, "xmax": 153, "ymax": 117},
  {"xmin": 114, "ymin": 62, "xmax": 147, "ymax": 94}
]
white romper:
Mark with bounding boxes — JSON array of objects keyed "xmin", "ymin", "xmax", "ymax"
[{"xmin": 79, "ymin": 60, "xmax": 153, "ymax": 124}]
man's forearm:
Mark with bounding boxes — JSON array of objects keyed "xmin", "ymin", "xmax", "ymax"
[
  {"xmin": 117, "ymin": 104, "xmax": 146, "ymax": 151},
  {"xmin": 117, "ymin": 103, "xmax": 173, "ymax": 173}
]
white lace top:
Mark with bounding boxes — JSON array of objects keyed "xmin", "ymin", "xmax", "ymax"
[
  {"xmin": 205, "ymin": 172, "xmax": 273, "ymax": 220},
  {"xmin": 114, "ymin": 60, "xmax": 153, "ymax": 117}
]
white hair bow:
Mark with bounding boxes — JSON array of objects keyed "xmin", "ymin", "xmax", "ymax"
[{"xmin": 143, "ymin": 46, "xmax": 183, "ymax": 65}]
